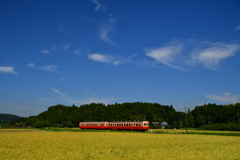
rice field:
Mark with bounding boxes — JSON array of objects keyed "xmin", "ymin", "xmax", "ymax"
[{"xmin": 1, "ymin": 129, "xmax": 240, "ymax": 160}]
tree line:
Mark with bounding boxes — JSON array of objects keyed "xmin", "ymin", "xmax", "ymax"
[{"xmin": 11, "ymin": 102, "xmax": 240, "ymax": 128}]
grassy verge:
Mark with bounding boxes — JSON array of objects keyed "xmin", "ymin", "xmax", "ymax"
[
  {"xmin": 38, "ymin": 127, "xmax": 145, "ymax": 133},
  {"xmin": 2, "ymin": 127, "xmax": 240, "ymax": 137},
  {"xmin": 153, "ymin": 129, "xmax": 240, "ymax": 137}
]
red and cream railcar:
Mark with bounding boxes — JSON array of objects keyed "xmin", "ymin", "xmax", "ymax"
[{"xmin": 79, "ymin": 121, "xmax": 149, "ymax": 131}]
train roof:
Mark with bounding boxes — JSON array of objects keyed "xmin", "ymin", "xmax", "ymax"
[{"xmin": 80, "ymin": 121, "xmax": 148, "ymax": 123}]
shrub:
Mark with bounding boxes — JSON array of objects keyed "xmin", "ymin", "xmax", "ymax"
[{"xmin": 198, "ymin": 124, "xmax": 240, "ymax": 131}]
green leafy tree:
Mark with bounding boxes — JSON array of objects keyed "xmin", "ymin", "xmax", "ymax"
[{"xmin": 187, "ymin": 108, "xmax": 194, "ymax": 127}]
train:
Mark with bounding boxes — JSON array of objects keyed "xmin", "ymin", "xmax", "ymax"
[{"xmin": 79, "ymin": 121, "xmax": 149, "ymax": 131}]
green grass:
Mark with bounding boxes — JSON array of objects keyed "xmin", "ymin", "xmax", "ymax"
[
  {"xmin": 154, "ymin": 130, "xmax": 240, "ymax": 137},
  {"xmin": 37, "ymin": 127, "xmax": 240, "ymax": 137}
]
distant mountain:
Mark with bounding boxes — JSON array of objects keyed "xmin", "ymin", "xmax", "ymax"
[{"xmin": 0, "ymin": 114, "xmax": 21, "ymax": 121}]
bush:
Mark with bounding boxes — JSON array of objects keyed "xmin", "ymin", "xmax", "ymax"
[{"xmin": 198, "ymin": 124, "xmax": 240, "ymax": 131}]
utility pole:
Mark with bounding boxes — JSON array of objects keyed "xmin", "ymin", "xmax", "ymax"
[{"xmin": 185, "ymin": 107, "xmax": 188, "ymax": 133}]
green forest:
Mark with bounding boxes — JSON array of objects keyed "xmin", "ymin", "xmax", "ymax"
[{"xmin": 8, "ymin": 102, "xmax": 240, "ymax": 129}]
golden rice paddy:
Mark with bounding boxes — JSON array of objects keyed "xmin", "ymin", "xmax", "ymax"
[{"xmin": 1, "ymin": 129, "xmax": 240, "ymax": 160}]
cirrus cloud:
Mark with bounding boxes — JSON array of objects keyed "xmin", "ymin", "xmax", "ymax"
[
  {"xmin": 88, "ymin": 53, "xmax": 112, "ymax": 63},
  {"xmin": 206, "ymin": 93, "xmax": 240, "ymax": 103},
  {"xmin": 88, "ymin": 53, "xmax": 135, "ymax": 65},
  {"xmin": 26, "ymin": 63, "xmax": 35, "ymax": 68},
  {"xmin": 190, "ymin": 43, "xmax": 240, "ymax": 69},
  {"xmin": 235, "ymin": 25, "xmax": 240, "ymax": 31},
  {"xmin": 145, "ymin": 42, "xmax": 186, "ymax": 71},
  {"xmin": 51, "ymin": 87, "xmax": 65, "ymax": 96},
  {"xmin": 40, "ymin": 48, "xmax": 50, "ymax": 54},
  {"xmin": 41, "ymin": 65, "xmax": 59, "ymax": 72}
]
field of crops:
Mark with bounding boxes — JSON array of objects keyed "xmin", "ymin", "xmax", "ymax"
[{"xmin": 1, "ymin": 129, "xmax": 240, "ymax": 159}]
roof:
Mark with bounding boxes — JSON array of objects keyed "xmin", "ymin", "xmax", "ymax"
[{"xmin": 161, "ymin": 121, "xmax": 169, "ymax": 126}]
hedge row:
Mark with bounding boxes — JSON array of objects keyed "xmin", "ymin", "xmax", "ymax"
[{"xmin": 198, "ymin": 124, "xmax": 240, "ymax": 131}]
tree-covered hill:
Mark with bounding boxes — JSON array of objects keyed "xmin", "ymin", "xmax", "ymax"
[
  {"xmin": 17, "ymin": 102, "xmax": 179, "ymax": 128},
  {"xmin": 0, "ymin": 113, "xmax": 21, "ymax": 121},
  {"xmin": 11, "ymin": 102, "xmax": 240, "ymax": 128},
  {"xmin": 192, "ymin": 103, "xmax": 240, "ymax": 127}
]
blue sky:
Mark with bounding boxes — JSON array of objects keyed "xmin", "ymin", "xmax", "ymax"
[{"xmin": 1, "ymin": 0, "xmax": 240, "ymax": 117}]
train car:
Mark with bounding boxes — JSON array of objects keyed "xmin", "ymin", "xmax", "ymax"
[
  {"xmin": 79, "ymin": 121, "xmax": 149, "ymax": 131},
  {"xmin": 79, "ymin": 121, "xmax": 107, "ymax": 130}
]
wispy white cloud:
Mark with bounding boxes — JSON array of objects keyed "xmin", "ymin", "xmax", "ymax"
[
  {"xmin": 206, "ymin": 93, "xmax": 240, "ymax": 103},
  {"xmin": 0, "ymin": 66, "xmax": 18, "ymax": 74},
  {"xmin": 145, "ymin": 42, "xmax": 186, "ymax": 71},
  {"xmin": 90, "ymin": 0, "xmax": 117, "ymax": 46},
  {"xmin": 190, "ymin": 43, "xmax": 240, "ymax": 69},
  {"xmin": 51, "ymin": 87, "xmax": 65, "ymax": 96},
  {"xmin": 26, "ymin": 63, "xmax": 35, "ymax": 68},
  {"xmin": 113, "ymin": 54, "xmax": 136, "ymax": 65},
  {"xmin": 91, "ymin": 0, "xmax": 101, "ymax": 11},
  {"xmin": 88, "ymin": 53, "xmax": 112, "ymax": 63},
  {"xmin": 63, "ymin": 44, "xmax": 70, "ymax": 51},
  {"xmin": 88, "ymin": 53, "xmax": 135, "ymax": 65},
  {"xmin": 72, "ymin": 48, "xmax": 82, "ymax": 55},
  {"xmin": 41, "ymin": 43, "xmax": 70, "ymax": 54},
  {"xmin": 41, "ymin": 65, "xmax": 59, "ymax": 72},
  {"xmin": 145, "ymin": 40, "xmax": 240, "ymax": 71},
  {"xmin": 235, "ymin": 25, "xmax": 240, "ymax": 31},
  {"xmin": 40, "ymin": 48, "xmax": 50, "ymax": 54},
  {"xmin": 91, "ymin": 0, "xmax": 106, "ymax": 11},
  {"xmin": 98, "ymin": 17, "xmax": 118, "ymax": 47}
]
